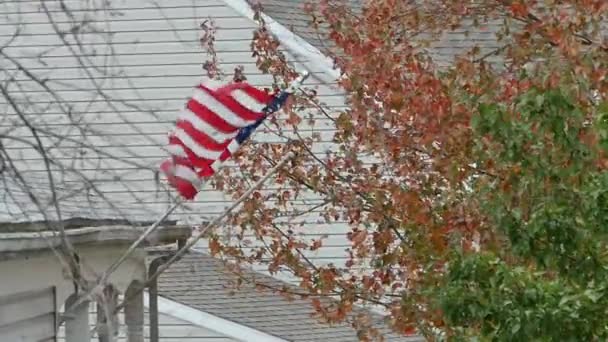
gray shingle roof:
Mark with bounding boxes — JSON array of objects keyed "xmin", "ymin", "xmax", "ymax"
[
  {"xmin": 258, "ymin": 0, "xmax": 363, "ymax": 54},
  {"xmin": 258, "ymin": 0, "xmax": 504, "ymax": 66},
  {"xmin": 156, "ymin": 252, "xmax": 424, "ymax": 342},
  {"xmin": 58, "ymin": 302, "xmax": 237, "ymax": 342}
]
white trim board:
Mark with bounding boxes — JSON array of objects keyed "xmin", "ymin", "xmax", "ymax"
[
  {"xmin": 221, "ymin": 0, "xmax": 341, "ymax": 86},
  {"xmin": 143, "ymin": 292, "xmax": 288, "ymax": 342},
  {"xmin": 0, "ymin": 226, "xmax": 190, "ymax": 254}
]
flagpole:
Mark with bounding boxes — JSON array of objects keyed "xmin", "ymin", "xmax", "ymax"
[
  {"xmin": 140, "ymin": 152, "xmax": 295, "ymax": 287},
  {"xmin": 113, "ymin": 151, "xmax": 296, "ymax": 315}
]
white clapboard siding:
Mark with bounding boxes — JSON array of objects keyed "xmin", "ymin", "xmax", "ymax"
[
  {"xmin": 0, "ymin": 287, "xmax": 57, "ymax": 342},
  {"xmin": 1, "ymin": 0, "xmax": 351, "ymax": 270}
]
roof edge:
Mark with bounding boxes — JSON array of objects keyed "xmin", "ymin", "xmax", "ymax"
[
  {"xmin": 146, "ymin": 292, "xmax": 289, "ymax": 342},
  {"xmin": 221, "ymin": 0, "xmax": 341, "ymax": 86},
  {"xmin": 0, "ymin": 225, "xmax": 191, "ymax": 254}
]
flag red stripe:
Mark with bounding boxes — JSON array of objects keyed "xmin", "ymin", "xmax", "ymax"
[
  {"xmin": 187, "ymin": 99, "xmax": 238, "ymax": 133},
  {"xmin": 172, "ymin": 154, "xmax": 215, "ymax": 180},
  {"xmin": 160, "ymin": 159, "xmax": 198, "ymax": 200},
  {"xmin": 218, "ymin": 149, "xmax": 232, "ymax": 162},
  {"xmin": 198, "ymin": 84, "xmax": 266, "ymax": 122},
  {"xmin": 162, "ymin": 81, "xmax": 275, "ymax": 199},
  {"xmin": 168, "ymin": 135, "xmax": 214, "ymax": 169},
  {"xmin": 221, "ymin": 82, "xmax": 274, "ymax": 104},
  {"xmin": 169, "ymin": 155, "xmax": 201, "ymax": 174},
  {"xmin": 176, "ymin": 120, "xmax": 230, "ymax": 151}
]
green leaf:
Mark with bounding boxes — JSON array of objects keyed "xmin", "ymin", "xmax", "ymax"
[
  {"xmin": 511, "ymin": 322, "xmax": 521, "ymax": 334},
  {"xmin": 584, "ymin": 289, "xmax": 602, "ymax": 303}
]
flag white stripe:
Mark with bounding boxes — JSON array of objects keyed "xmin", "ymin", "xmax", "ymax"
[
  {"xmin": 210, "ymin": 160, "xmax": 222, "ymax": 173},
  {"xmin": 210, "ymin": 140, "xmax": 241, "ymax": 173},
  {"xmin": 178, "ymin": 108, "xmax": 237, "ymax": 143},
  {"xmin": 226, "ymin": 140, "xmax": 240, "ymax": 154},
  {"xmin": 166, "ymin": 144, "xmax": 188, "ymax": 158},
  {"xmin": 192, "ymin": 88, "xmax": 257, "ymax": 128},
  {"xmin": 173, "ymin": 165, "xmax": 202, "ymax": 190},
  {"xmin": 174, "ymin": 128, "xmax": 223, "ymax": 160},
  {"xmin": 231, "ymin": 89, "xmax": 267, "ymax": 113}
]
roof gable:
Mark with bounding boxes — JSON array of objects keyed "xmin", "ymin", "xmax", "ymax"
[{"xmin": 148, "ymin": 291, "xmax": 286, "ymax": 342}]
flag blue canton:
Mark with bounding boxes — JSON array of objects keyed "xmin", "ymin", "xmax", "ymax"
[{"xmin": 235, "ymin": 91, "xmax": 291, "ymax": 144}]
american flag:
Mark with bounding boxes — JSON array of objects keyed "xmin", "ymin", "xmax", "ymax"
[{"xmin": 160, "ymin": 75, "xmax": 307, "ymax": 199}]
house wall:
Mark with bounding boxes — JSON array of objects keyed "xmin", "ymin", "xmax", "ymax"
[
  {"xmin": 0, "ymin": 287, "xmax": 57, "ymax": 342},
  {"xmin": 0, "ymin": 0, "xmax": 350, "ymax": 279},
  {"xmin": 0, "ymin": 244, "xmax": 146, "ymax": 313}
]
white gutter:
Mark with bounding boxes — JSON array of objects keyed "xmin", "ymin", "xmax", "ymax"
[
  {"xmin": 221, "ymin": 0, "xmax": 341, "ymax": 86},
  {"xmin": 144, "ymin": 292, "xmax": 289, "ymax": 342}
]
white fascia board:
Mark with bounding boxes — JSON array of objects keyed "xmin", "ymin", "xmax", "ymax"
[
  {"xmin": 144, "ymin": 292, "xmax": 288, "ymax": 342},
  {"xmin": 0, "ymin": 226, "xmax": 190, "ymax": 253},
  {"xmin": 221, "ymin": 0, "xmax": 341, "ymax": 86}
]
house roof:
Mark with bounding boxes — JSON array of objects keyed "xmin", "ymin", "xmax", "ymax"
[
  {"xmin": 58, "ymin": 297, "xmax": 241, "ymax": 342},
  {"xmin": 155, "ymin": 251, "xmax": 423, "ymax": 342},
  {"xmin": 223, "ymin": 0, "xmax": 340, "ymax": 84},
  {"xmin": 257, "ymin": 0, "xmax": 504, "ymax": 67},
  {"xmin": 256, "ymin": 0, "xmax": 359, "ymax": 54}
]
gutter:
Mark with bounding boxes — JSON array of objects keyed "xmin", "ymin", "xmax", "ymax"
[{"xmin": 0, "ymin": 225, "xmax": 191, "ymax": 256}]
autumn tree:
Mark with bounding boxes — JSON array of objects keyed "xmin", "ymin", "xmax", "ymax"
[{"xmin": 205, "ymin": 0, "xmax": 608, "ymax": 340}]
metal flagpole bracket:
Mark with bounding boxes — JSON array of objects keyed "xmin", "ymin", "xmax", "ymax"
[
  {"xmin": 261, "ymin": 70, "xmax": 310, "ymax": 115},
  {"xmin": 287, "ymin": 70, "xmax": 310, "ymax": 93},
  {"xmin": 113, "ymin": 150, "xmax": 297, "ymax": 315}
]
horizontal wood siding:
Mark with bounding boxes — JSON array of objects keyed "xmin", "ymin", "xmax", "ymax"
[
  {"xmin": 1, "ymin": 0, "xmax": 349, "ymax": 270},
  {"xmin": 0, "ymin": 287, "xmax": 57, "ymax": 342}
]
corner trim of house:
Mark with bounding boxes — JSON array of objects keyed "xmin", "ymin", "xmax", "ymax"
[
  {"xmin": 143, "ymin": 292, "xmax": 289, "ymax": 342},
  {"xmin": 220, "ymin": 0, "xmax": 341, "ymax": 86}
]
